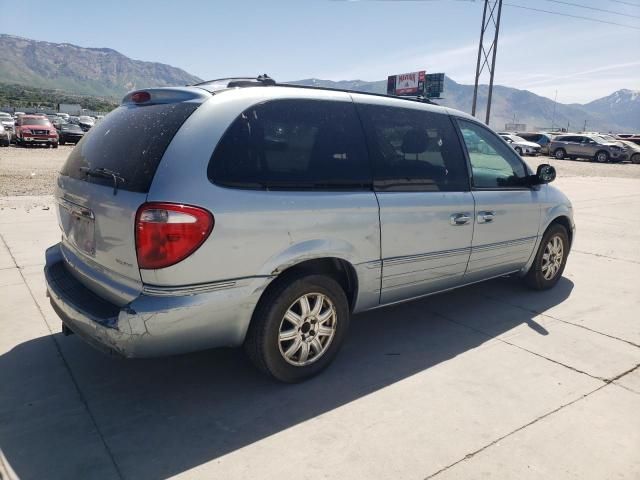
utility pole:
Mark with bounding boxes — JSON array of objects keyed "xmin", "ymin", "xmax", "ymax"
[
  {"xmin": 471, "ymin": 0, "xmax": 504, "ymax": 126},
  {"xmin": 551, "ymin": 90, "xmax": 558, "ymax": 131},
  {"xmin": 583, "ymin": 120, "xmax": 587, "ymax": 132}
]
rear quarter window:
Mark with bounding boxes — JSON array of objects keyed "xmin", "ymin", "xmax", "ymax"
[
  {"xmin": 208, "ymin": 99, "xmax": 372, "ymax": 190},
  {"xmin": 60, "ymin": 102, "xmax": 198, "ymax": 193}
]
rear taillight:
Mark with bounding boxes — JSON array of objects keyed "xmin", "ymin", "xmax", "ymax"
[
  {"xmin": 131, "ymin": 91, "xmax": 151, "ymax": 103},
  {"xmin": 135, "ymin": 203, "xmax": 214, "ymax": 270}
]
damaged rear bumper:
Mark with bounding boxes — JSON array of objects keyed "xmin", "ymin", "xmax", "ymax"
[{"xmin": 44, "ymin": 243, "xmax": 271, "ymax": 357}]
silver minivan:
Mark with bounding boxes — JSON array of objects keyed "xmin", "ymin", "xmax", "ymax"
[{"xmin": 45, "ymin": 77, "xmax": 574, "ymax": 382}]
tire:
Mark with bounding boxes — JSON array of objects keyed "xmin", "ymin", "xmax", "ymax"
[
  {"xmin": 244, "ymin": 273, "xmax": 350, "ymax": 383},
  {"xmin": 595, "ymin": 150, "xmax": 609, "ymax": 163},
  {"xmin": 554, "ymin": 148, "xmax": 566, "ymax": 160},
  {"xmin": 524, "ymin": 223, "xmax": 569, "ymax": 290},
  {"xmin": 631, "ymin": 153, "xmax": 640, "ymax": 164},
  {"xmin": 52, "ymin": 143, "xmax": 58, "ymax": 149},
  {"xmin": 59, "ymin": 139, "xmax": 65, "ymax": 145},
  {"xmin": 515, "ymin": 147, "xmax": 523, "ymax": 155}
]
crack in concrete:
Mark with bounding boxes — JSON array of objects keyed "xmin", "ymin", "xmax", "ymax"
[
  {"xmin": 572, "ymin": 250, "xmax": 640, "ymax": 265},
  {"xmin": 482, "ymin": 292, "xmax": 640, "ymax": 349},
  {"xmin": 423, "ymin": 382, "xmax": 608, "ymax": 479},
  {"xmin": 432, "ymin": 310, "xmax": 608, "ymax": 383},
  {"xmin": 423, "ymin": 313, "xmax": 640, "ymax": 479},
  {"xmin": 0, "ymin": 233, "xmax": 125, "ymax": 480}
]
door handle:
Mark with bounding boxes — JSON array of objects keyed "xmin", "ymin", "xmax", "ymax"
[
  {"xmin": 477, "ymin": 211, "xmax": 495, "ymax": 223},
  {"xmin": 450, "ymin": 213, "xmax": 471, "ymax": 226}
]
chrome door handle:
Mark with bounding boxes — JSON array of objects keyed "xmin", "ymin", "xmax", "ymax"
[
  {"xmin": 477, "ymin": 211, "xmax": 495, "ymax": 223},
  {"xmin": 450, "ymin": 213, "xmax": 471, "ymax": 226}
]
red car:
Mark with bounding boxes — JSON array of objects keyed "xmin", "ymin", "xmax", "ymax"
[{"xmin": 15, "ymin": 115, "xmax": 58, "ymax": 148}]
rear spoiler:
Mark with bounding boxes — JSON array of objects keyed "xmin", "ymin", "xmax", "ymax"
[{"xmin": 121, "ymin": 87, "xmax": 211, "ymax": 106}]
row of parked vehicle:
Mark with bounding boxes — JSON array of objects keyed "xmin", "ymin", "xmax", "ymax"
[
  {"xmin": 498, "ymin": 130, "xmax": 640, "ymax": 164},
  {"xmin": 0, "ymin": 111, "xmax": 102, "ymax": 147}
]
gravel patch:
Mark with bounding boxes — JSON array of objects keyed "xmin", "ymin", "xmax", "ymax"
[{"xmin": 1, "ymin": 144, "xmax": 639, "ymax": 200}]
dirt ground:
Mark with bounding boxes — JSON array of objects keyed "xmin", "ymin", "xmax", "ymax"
[{"xmin": 1, "ymin": 144, "xmax": 640, "ymax": 198}]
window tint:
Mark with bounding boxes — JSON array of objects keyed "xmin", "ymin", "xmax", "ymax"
[
  {"xmin": 458, "ymin": 120, "xmax": 528, "ymax": 189},
  {"xmin": 356, "ymin": 104, "xmax": 469, "ymax": 191},
  {"xmin": 208, "ymin": 99, "xmax": 371, "ymax": 190},
  {"xmin": 60, "ymin": 103, "xmax": 198, "ymax": 193}
]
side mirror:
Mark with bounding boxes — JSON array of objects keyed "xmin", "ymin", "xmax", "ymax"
[{"xmin": 535, "ymin": 164, "xmax": 556, "ymax": 184}]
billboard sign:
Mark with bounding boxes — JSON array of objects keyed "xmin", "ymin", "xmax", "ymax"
[
  {"xmin": 425, "ymin": 73, "xmax": 445, "ymax": 99},
  {"xmin": 387, "ymin": 70, "xmax": 426, "ymax": 96}
]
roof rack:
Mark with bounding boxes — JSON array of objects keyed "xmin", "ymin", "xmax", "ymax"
[
  {"xmin": 191, "ymin": 74, "xmax": 438, "ymax": 105},
  {"xmin": 191, "ymin": 74, "xmax": 276, "ymax": 89}
]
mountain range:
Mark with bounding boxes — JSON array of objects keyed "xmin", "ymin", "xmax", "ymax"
[{"xmin": 1, "ymin": 34, "xmax": 638, "ymax": 132}]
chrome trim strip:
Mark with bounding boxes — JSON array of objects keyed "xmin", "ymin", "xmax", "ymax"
[
  {"xmin": 57, "ymin": 197, "xmax": 94, "ymax": 219},
  {"xmin": 472, "ymin": 236, "xmax": 536, "ymax": 253},
  {"xmin": 384, "ymin": 246, "xmax": 471, "ymax": 266},
  {"xmin": 142, "ymin": 276, "xmax": 271, "ymax": 297}
]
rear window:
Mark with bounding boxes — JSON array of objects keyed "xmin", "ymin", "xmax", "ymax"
[
  {"xmin": 60, "ymin": 102, "xmax": 198, "ymax": 193},
  {"xmin": 208, "ymin": 99, "xmax": 372, "ymax": 190}
]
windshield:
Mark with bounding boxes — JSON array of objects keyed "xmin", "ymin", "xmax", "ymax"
[
  {"xmin": 23, "ymin": 118, "xmax": 50, "ymax": 126},
  {"xmin": 61, "ymin": 124, "xmax": 81, "ymax": 131},
  {"xmin": 78, "ymin": 116, "xmax": 94, "ymax": 123}
]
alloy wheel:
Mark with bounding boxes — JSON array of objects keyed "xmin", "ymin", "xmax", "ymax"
[
  {"xmin": 541, "ymin": 235, "xmax": 564, "ymax": 280},
  {"xmin": 278, "ymin": 293, "xmax": 337, "ymax": 366}
]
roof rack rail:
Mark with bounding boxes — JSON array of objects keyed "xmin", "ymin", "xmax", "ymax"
[
  {"xmin": 190, "ymin": 74, "xmax": 438, "ymax": 105},
  {"xmin": 191, "ymin": 74, "xmax": 276, "ymax": 88}
]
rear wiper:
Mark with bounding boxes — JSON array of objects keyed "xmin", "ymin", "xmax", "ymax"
[{"xmin": 80, "ymin": 167, "xmax": 126, "ymax": 195}]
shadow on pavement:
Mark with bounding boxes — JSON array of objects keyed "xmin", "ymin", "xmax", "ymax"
[{"xmin": 0, "ymin": 277, "xmax": 573, "ymax": 479}]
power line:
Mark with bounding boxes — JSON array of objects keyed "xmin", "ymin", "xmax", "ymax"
[
  {"xmin": 503, "ymin": 3, "xmax": 640, "ymax": 29},
  {"xmin": 609, "ymin": 0, "xmax": 640, "ymax": 7},
  {"xmin": 543, "ymin": 0, "xmax": 640, "ymax": 19}
]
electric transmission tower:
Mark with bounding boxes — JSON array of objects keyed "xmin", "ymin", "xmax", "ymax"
[{"xmin": 471, "ymin": 0, "xmax": 503, "ymax": 125}]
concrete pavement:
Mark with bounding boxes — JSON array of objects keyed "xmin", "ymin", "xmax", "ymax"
[{"xmin": 0, "ymin": 175, "xmax": 638, "ymax": 479}]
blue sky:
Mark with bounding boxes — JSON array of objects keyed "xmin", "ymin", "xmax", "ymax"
[{"xmin": 1, "ymin": 0, "xmax": 639, "ymax": 103}]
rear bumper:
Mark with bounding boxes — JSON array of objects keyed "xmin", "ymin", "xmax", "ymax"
[{"xmin": 44, "ymin": 243, "xmax": 270, "ymax": 358}]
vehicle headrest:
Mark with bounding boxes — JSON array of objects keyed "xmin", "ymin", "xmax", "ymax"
[{"xmin": 401, "ymin": 129, "xmax": 430, "ymax": 154}]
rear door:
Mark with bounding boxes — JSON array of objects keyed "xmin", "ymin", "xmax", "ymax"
[
  {"xmin": 355, "ymin": 101, "xmax": 474, "ymax": 304},
  {"xmin": 56, "ymin": 99, "xmax": 200, "ymax": 305},
  {"xmin": 456, "ymin": 119, "xmax": 541, "ymax": 281}
]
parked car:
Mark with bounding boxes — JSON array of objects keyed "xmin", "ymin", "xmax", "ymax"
[
  {"xmin": 14, "ymin": 115, "xmax": 58, "ymax": 148},
  {"xmin": 45, "ymin": 78, "xmax": 574, "ymax": 382},
  {"xmin": 78, "ymin": 115, "xmax": 95, "ymax": 131},
  {"xmin": 624, "ymin": 136, "xmax": 640, "ymax": 146},
  {"xmin": 499, "ymin": 134, "xmax": 541, "ymax": 156},
  {"xmin": 57, "ymin": 123, "xmax": 84, "ymax": 145},
  {"xmin": 0, "ymin": 128, "xmax": 10, "ymax": 147},
  {"xmin": 619, "ymin": 140, "xmax": 640, "ymax": 164},
  {"xmin": 515, "ymin": 132, "xmax": 554, "ymax": 155},
  {"xmin": 0, "ymin": 112, "xmax": 15, "ymax": 140},
  {"xmin": 56, "ymin": 113, "xmax": 70, "ymax": 121},
  {"xmin": 549, "ymin": 134, "xmax": 626, "ymax": 163}
]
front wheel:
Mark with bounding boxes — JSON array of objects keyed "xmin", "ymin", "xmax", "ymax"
[
  {"xmin": 524, "ymin": 223, "xmax": 569, "ymax": 290},
  {"xmin": 631, "ymin": 153, "xmax": 640, "ymax": 164},
  {"xmin": 554, "ymin": 148, "xmax": 566, "ymax": 160},
  {"xmin": 244, "ymin": 273, "xmax": 350, "ymax": 382},
  {"xmin": 595, "ymin": 150, "xmax": 609, "ymax": 163}
]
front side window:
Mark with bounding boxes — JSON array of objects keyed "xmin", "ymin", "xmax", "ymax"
[
  {"xmin": 458, "ymin": 120, "xmax": 528, "ymax": 189},
  {"xmin": 357, "ymin": 104, "xmax": 469, "ymax": 191},
  {"xmin": 208, "ymin": 99, "xmax": 371, "ymax": 190}
]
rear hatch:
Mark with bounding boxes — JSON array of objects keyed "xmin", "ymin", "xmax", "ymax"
[{"xmin": 56, "ymin": 89, "xmax": 205, "ymax": 306}]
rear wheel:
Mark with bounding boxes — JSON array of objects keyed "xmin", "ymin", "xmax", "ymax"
[
  {"xmin": 595, "ymin": 150, "xmax": 609, "ymax": 163},
  {"xmin": 524, "ymin": 223, "xmax": 569, "ymax": 290},
  {"xmin": 631, "ymin": 153, "xmax": 640, "ymax": 164},
  {"xmin": 554, "ymin": 148, "xmax": 566, "ymax": 160},
  {"xmin": 244, "ymin": 273, "xmax": 350, "ymax": 382}
]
